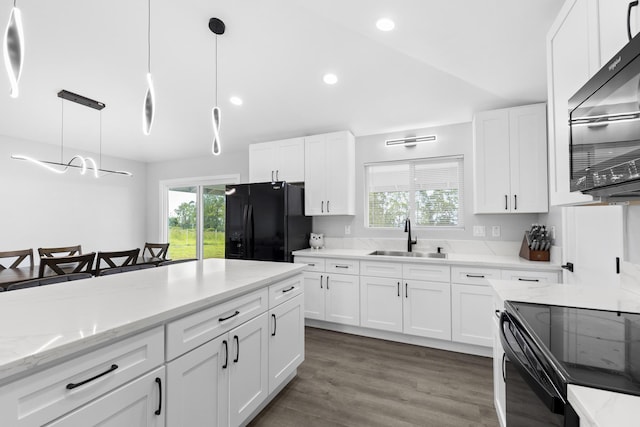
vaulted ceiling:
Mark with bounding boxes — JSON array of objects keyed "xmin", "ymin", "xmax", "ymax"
[{"xmin": 0, "ymin": 0, "xmax": 563, "ymax": 162}]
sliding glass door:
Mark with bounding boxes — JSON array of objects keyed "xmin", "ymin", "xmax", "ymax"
[{"xmin": 162, "ymin": 175, "xmax": 239, "ymax": 260}]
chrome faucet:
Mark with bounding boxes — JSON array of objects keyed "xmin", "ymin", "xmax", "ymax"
[{"xmin": 404, "ymin": 218, "xmax": 417, "ymax": 252}]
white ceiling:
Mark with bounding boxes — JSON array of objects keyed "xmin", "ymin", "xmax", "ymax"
[{"xmin": 0, "ymin": 0, "xmax": 563, "ymax": 163}]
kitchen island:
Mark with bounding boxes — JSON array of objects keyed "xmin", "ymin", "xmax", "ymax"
[
  {"xmin": 491, "ymin": 278, "xmax": 640, "ymax": 427},
  {"xmin": 0, "ymin": 258, "xmax": 305, "ymax": 426}
]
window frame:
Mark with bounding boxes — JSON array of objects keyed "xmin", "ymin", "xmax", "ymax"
[{"xmin": 364, "ymin": 156, "xmax": 464, "ymax": 230}]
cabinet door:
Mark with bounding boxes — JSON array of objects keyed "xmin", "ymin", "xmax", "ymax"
[
  {"xmin": 269, "ymin": 294, "xmax": 305, "ymax": 394},
  {"xmin": 229, "ymin": 312, "xmax": 269, "ymax": 427},
  {"xmin": 166, "ymin": 335, "xmax": 228, "ymax": 427},
  {"xmin": 324, "ymin": 132, "xmax": 355, "ymax": 215},
  {"xmin": 249, "ymin": 142, "xmax": 277, "ymax": 183},
  {"xmin": 451, "ymin": 283, "xmax": 493, "ymax": 347},
  {"xmin": 493, "ymin": 316, "xmax": 506, "ymax": 427},
  {"xmin": 303, "ymin": 271, "xmax": 325, "ymax": 320},
  {"xmin": 547, "ymin": 0, "xmax": 598, "ymax": 206},
  {"xmin": 360, "ymin": 276, "xmax": 403, "ymax": 332},
  {"xmin": 598, "ymin": 0, "xmax": 640, "ymax": 65},
  {"xmin": 403, "ymin": 280, "xmax": 451, "ymax": 340},
  {"xmin": 325, "ymin": 273, "xmax": 360, "ymax": 326},
  {"xmin": 46, "ymin": 367, "xmax": 165, "ymax": 427},
  {"xmin": 473, "ymin": 108, "xmax": 511, "ymax": 213},
  {"xmin": 304, "ymin": 135, "xmax": 327, "ymax": 215},
  {"xmin": 508, "ymin": 104, "xmax": 548, "ymax": 213},
  {"xmin": 276, "ymin": 138, "xmax": 305, "ymax": 182}
]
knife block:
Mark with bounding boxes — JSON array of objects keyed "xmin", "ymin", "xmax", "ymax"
[{"xmin": 519, "ymin": 233, "xmax": 550, "ymax": 261}]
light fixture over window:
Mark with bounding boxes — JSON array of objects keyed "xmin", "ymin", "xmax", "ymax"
[
  {"xmin": 209, "ymin": 17, "xmax": 225, "ymax": 156},
  {"xmin": 3, "ymin": 0, "xmax": 24, "ymax": 98},
  {"xmin": 142, "ymin": 0, "xmax": 155, "ymax": 135}
]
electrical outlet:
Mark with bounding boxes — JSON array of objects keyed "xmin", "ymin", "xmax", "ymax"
[
  {"xmin": 492, "ymin": 225, "xmax": 501, "ymax": 237},
  {"xmin": 345, "ymin": 225, "xmax": 351, "ymax": 235},
  {"xmin": 473, "ymin": 225, "xmax": 486, "ymax": 237}
]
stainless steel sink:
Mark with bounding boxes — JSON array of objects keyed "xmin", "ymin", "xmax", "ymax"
[{"xmin": 368, "ymin": 250, "xmax": 447, "ymax": 259}]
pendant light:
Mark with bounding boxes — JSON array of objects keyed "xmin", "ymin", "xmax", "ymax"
[
  {"xmin": 3, "ymin": 0, "xmax": 24, "ymax": 98},
  {"xmin": 209, "ymin": 17, "xmax": 225, "ymax": 156},
  {"xmin": 142, "ymin": 0, "xmax": 155, "ymax": 135},
  {"xmin": 12, "ymin": 90, "xmax": 133, "ymax": 177}
]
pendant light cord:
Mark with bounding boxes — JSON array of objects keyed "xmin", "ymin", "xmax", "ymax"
[{"xmin": 147, "ymin": 0, "xmax": 151, "ymax": 73}]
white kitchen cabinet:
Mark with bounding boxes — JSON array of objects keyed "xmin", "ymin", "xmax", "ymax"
[
  {"xmin": 268, "ymin": 294, "xmax": 305, "ymax": 393},
  {"xmin": 451, "ymin": 267, "xmax": 495, "ymax": 348},
  {"xmin": 296, "ymin": 257, "xmax": 360, "ymax": 326},
  {"xmin": 166, "ymin": 335, "xmax": 228, "ymax": 427},
  {"xmin": 46, "ymin": 367, "xmax": 165, "ymax": 427},
  {"xmin": 473, "ymin": 103, "xmax": 548, "ymax": 213},
  {"xmin": 166, "ymin": 313, "xmax": 269, "ymax": 427},
  {"xmin": 547, "ymin": 0, "xmax": 599, "ymax": 206},
  {"xmin": 304, "ymin": 131, "xmax": 356, "ymax": 216},
  {"xmin": 0, "ymin": 327, "xmax": 164, "ymax": 427},
  {"xmin": 492, "ymin": 315, "xmax": 506, "ymax": 427},
  {"xmin": 500, "ymin": 269, "xmax": 560, "ymax": 284},
  {"xmin": 249, "ymin": 137, "xmax": 305, "ymax": 183},
  {"xmin": 360, "ymin": 261, "xmax": 451, "ymax": 340},
  {"xmin": 599, "ymin": 0, "xmax": 640, "ymax": 65}
]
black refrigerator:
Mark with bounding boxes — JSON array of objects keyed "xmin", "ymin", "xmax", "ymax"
[{"xmin": 225, "ymin": 182, "xmax": 312, "ymax": 262}]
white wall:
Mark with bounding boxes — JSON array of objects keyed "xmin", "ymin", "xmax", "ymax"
[
  {"xmin": 0, "ymin": 135, "xmax": 147, "ymax": 255},
  {"xmin": 145, "ymin": 150, "xmax": 249, "ymax": 242},
  {"xmin": 312, "ymin": 123, "xmax": 539, "ymax": 242}
]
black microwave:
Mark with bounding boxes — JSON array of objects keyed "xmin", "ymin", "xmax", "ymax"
[{"xmin": 569, "ymin": 32, "xmax": 640, "ymax": 200}]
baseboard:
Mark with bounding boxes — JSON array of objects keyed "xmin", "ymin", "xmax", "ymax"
[{"xmin": 305, "ymin": 319, "xmax": 493, "ymax": 358}]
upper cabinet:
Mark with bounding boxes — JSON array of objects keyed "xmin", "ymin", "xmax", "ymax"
[
  {"xmin": 473, "ymin": 103, "xmax": 548, "ymax": 214},
  {"xmin": 304, "ymin": 131, "xmax": 356, "ymax": 216},
  {"xmin": 249, "ymin": 137, "xmax": 305, "ymax": 183},
  {"xmin": 546, "ymin": 0, "xmax": 640, "ymax": 206}
]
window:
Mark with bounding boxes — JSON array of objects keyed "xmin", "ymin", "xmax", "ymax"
[
  {"xmin": 161, "ymin": 175, "xmax": 240, "ymax": 260},
  {"xmin": 365, "ymin": 156, "xmax": 464, "ymax": 228}
]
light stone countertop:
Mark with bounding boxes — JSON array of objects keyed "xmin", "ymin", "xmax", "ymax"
[
  {"xmin": 293, "ymin": 248, "xmax": 562, "ymax": 271},
  {"xmin": 0, "ymin": 259, "xmax": 305, "ymax": 385},
  {"xmin": 490, "ymin": 279, "xmax": 640, "ymax": 427}
]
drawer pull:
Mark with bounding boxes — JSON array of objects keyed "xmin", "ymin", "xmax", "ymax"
[
  {"xmin": 466, "ymin": 274, "xmax": 485, "ymax": 278},
  {"xmin": 154, "ymin": 377, "xmax": 162, "ymax": 416},
  {"xmin": 233, "ymin": 335, "xmax": 240, "ymax": 363},
  {"xmin": 222, "ymin": 340, "xmax": 229, "ymax": 369},
  {"xmin": 219, "ymin": 310, "xmax": 240, "ymax": 322},
  {"xmin": 282, "ymin": 286, "xmax": 295, "ymax": 293},
  {"xmin": 335, "ymin": 265, "xmax": 349, "ymax": 269},
  {"xmin": 518, "ymin": 278, "xmax": 540, "ymax": 282},
  {"xmin": 66, "ymin": 364, "xmax": 119, "ymax": 390}
]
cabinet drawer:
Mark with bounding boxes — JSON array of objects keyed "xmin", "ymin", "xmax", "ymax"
[
  {"xmin": 166, "ymin": 288, "xmax": 268, "ymax": 360},
  {"xmin": 360, "ymin": 261, "xmax": 402, "ymax": 278},
  {"xmin": 326, "ymin": 259, "xmax": 359, "ymax": 275},
  {"xmin": 451, "ymin": 266, "xmax": 501, "ymax": 286},
  {"xmin": 269, "ymin": 274, "xmax": 304, "ymax": 308},
  {"xmin": 294, "ymin": 256, "xmax": 325, "ymax": 272},
  {"xmin": 0, "ymin": 326, "xmax": 164, "ymax": 427},
  {"xmin": 402, "ymin": 263, "xmax": 450, "ymax": 282},
  {"xmin": 500, "ymin": 269, "xmax": 559, "ymax": 284}
]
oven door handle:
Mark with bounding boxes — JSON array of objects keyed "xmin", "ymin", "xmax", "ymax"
[{"xmin": 500, "ymin": 312, "xmax": 566, "ymax": 415}]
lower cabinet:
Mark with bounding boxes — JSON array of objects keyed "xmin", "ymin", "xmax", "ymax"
[
  {"xmin": 269, "ymin": 294, "xmax": 305, "ymax": 394},
  {"xmin": 303, "ymin": 271, "xmax": 359, "ymax": 326},
  {"xmin": 451, "ymin": 283, "xmax": 494, "ymax": 347},
  {"xmin": 360, "ymin": 276, "xmax": 451, "ymax": 340},
  {"xmin": 46, "ymin": 367, "xmax": 165, "ymax": 427},
  {"xmin": 166, "ymin": 313, "xmax": 269, "ymax": 427}
]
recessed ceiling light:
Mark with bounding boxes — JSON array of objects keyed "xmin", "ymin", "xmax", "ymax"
[
  {"xmin": 376, "ymin": 18, "xmax": 395, "ymax": 32},
  {"xmin": 230, "ymin": 96, "xmax": 243, "ymax": 106},
  {"xmin": 323, "ymin": 73, "xmax": 338, "ymax": 85}
]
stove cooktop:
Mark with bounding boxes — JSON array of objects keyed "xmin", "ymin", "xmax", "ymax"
[{"xmin": 507, "ymin": 301, "xmax": 640, "ymax": 397}]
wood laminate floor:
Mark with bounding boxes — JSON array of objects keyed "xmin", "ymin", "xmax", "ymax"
[{"xmin": 249, "ymin": 327, "xmax": 498, "ymax": 427}]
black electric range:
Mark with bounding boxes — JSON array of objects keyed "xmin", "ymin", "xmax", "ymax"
[{"xmin": 505, "ymin": 300, "xmax": 640, "ymax": 397}]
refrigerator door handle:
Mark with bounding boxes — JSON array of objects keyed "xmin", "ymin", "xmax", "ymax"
[{"xmin": 248, "ymin": 204, "xmax": 255, "ymax": 258}]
